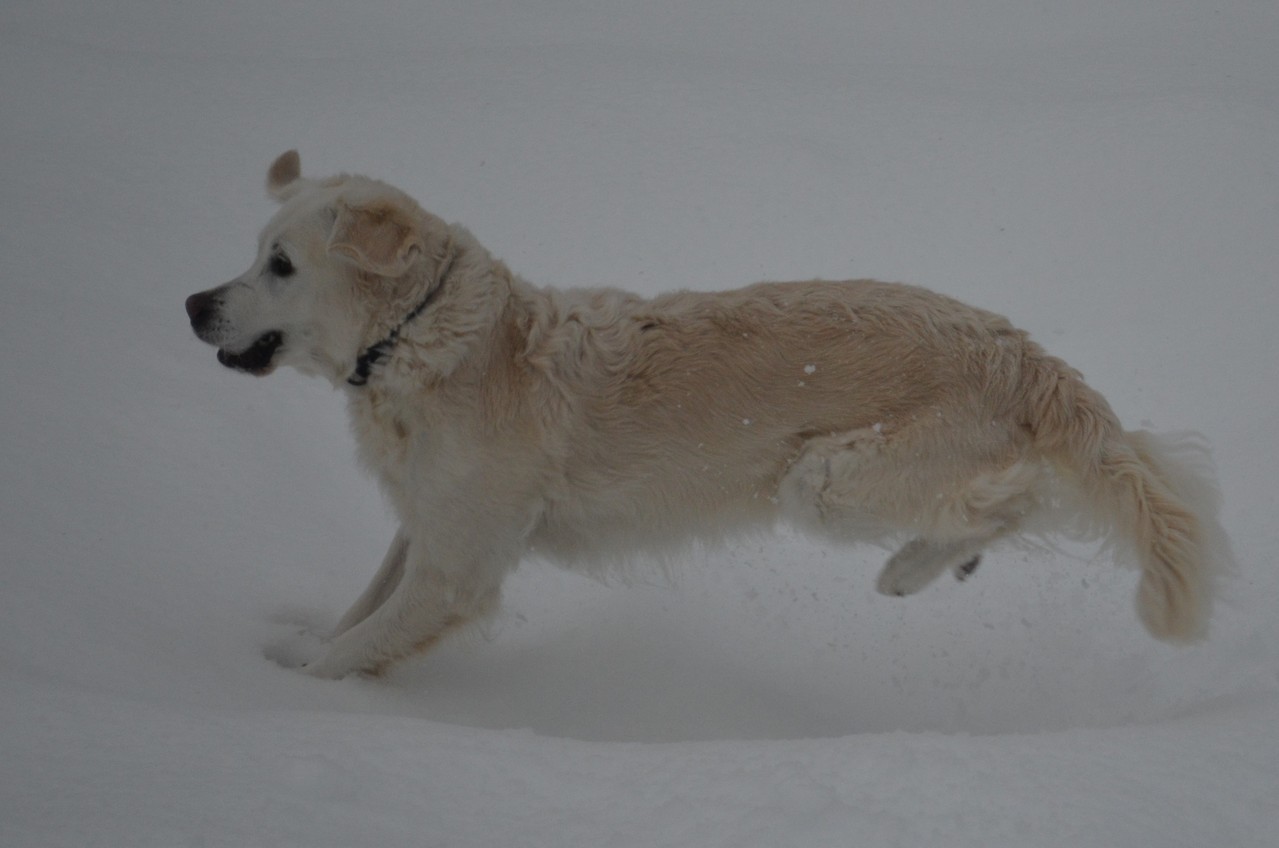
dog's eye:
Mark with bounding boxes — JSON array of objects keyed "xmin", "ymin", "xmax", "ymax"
[{"xmin": 269, "ymin": 253, "xmax": 295, "ymax": 278}]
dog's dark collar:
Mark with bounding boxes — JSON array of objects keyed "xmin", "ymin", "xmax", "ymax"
[{"xmin": 347, "ymin": 246, "xmax": 457, "ymax": 387}]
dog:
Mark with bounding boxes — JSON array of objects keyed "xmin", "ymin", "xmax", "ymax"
[{"xmin": 186, "ymin": 150, "xmax": 1229, "ymax": 678}]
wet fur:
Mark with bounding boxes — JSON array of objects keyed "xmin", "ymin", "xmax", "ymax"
[{"xmin": 187, "ymin": 151, "xmax": 1231, "ymax": 678}]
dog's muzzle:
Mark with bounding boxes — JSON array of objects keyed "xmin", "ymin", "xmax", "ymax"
[{"xmin": 185, "ymin": 288, "xmax": 284, "ymax": 376}]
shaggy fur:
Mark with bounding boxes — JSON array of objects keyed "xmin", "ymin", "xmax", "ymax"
[{"xmin": 186, "ymin": 151, "xmax": 1230, "ymax": 678}]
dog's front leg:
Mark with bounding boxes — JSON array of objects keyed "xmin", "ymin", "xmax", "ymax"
[
  {"xmin": 303, "ymin": 527, "xmax": 518, "ymax": 679},
  {"xmin": 331, "ymin": 529, "xmax": 410, "ymax": 638}
]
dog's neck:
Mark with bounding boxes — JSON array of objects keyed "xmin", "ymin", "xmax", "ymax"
[{"xmin": 346, "ymin": 241, "xmax": 458, "ymax": 387}]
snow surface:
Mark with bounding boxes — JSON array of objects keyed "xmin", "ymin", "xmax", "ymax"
[{"xmin": 3, "ymin": 2, "xmax": 1278, "ymax": 846}]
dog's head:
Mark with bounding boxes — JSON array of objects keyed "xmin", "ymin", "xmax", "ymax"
[{"xmin": 186, "ymin": 150, "xmax": 443, "ymax": 383}]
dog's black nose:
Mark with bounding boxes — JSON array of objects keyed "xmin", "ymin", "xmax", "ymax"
[{"xmin": 185, "ymin": 290, "xmax": 218, "ymax": 327}]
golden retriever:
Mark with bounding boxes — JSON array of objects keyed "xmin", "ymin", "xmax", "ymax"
[{"xmin": 186, "ymin": 151, "xmax": 1229, "ymax": 678}]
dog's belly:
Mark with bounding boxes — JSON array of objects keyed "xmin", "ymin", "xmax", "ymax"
[{"xmin": 528, "ymin": 420, "xmax": 798, "ymax": 566}]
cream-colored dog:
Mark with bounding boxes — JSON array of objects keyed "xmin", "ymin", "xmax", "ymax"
[{"xmin": 187, "ymin": 151, "xmax": 1229, "ymax": 678}]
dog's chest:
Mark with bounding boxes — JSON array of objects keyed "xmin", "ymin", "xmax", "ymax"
[{"xmin": 346, "ymin": 390, "xmax": 419, "ymax": 478}]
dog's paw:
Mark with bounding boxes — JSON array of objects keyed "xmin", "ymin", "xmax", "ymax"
[
  {"xmin": 262, "ymin": 606, "xmax": 332, "ymax": 671},
  {"xmin": 298, "ymin": 648, "xmax": 378, "ymax": 681},
  {"xmin": 876, "ymin": 539, "xmax": 954, "ymax": 597},
  {"xmin": 263, "ymin": 632, "xmax": 329, "ymax": 671},
  {"xmin": 876, "ymin": 561, "xmax": 934, "ymax": 597},
  {"xmin": 299, "ymin": 657, "xmax": 355, "ymax": 680},
  {"xmin": 878, "ymin": 540, "xmax": 987, "ymax": 596}
]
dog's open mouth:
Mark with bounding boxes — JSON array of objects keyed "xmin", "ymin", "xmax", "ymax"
[{"xmin": 217, "ymin": 331, "xmax": 284, "ymax": 376}]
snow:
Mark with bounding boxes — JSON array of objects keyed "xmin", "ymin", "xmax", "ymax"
[{"xmin": 3, "ymin": 1, "xmax": 1277, "ymax": 846}]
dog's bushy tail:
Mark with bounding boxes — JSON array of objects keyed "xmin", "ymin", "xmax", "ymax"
[{"xmin": 1021, "ymin": 351, "xmax": 1230, "ymax": 642}]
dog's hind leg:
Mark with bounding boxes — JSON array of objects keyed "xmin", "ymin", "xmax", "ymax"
[
  {"xmin": 332, "ymin": 529, "xmax": 409, "ymax": 638},
  {"xmin": 875, "ymin": 458, "xmax": 1042, "ymax": 596},
  {"xmin": 876, "ymin": 538, "xmax": 988, "ymax": 596},
  {"xmin": 781, "ymin": 425, "xmax": 1041, "ymax": 596}
]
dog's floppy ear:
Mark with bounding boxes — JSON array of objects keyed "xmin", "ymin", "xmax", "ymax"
[
  {"xmin": 266, "ymin": 150, "xmax": 302, "ymax": 201},
  {"xmin": 327, "ymin": 198, "xmax": 423, "ymax": 278}
]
